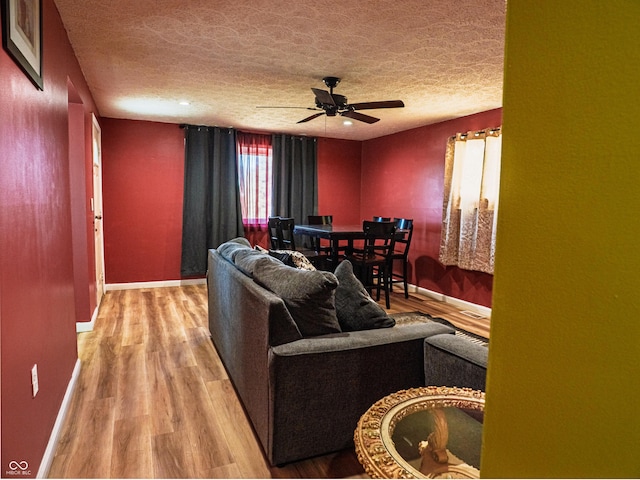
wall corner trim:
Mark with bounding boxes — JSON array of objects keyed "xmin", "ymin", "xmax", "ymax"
[
  {"xmin": 76, "ymin": 304, "xmax": 100, "ymax": 333},
  {"xmin": 36, "ymin": 359, "xmax": 82, "ymax": 478}
]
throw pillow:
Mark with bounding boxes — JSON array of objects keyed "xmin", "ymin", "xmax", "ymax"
[
  {"xmin": 253, "ymin": 257, "xmax": 341, "ymax": 337},
  {"xmin": 217, "ymin": 237, "xmax": 252, "ymax": 262},
  {"xmin": 234, "ymin": 248, "xmax": 282, "ymax": 277},
  {"xmin": 333, "ymin": 260, "xmax": 395, "ymax": 331},
  {"xmin": 269, "ymin": 249, "xmax": 316, "ymax": 271}
]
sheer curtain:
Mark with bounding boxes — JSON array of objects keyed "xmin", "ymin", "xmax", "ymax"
[
  {"xmin": 237, "ymin": 132, "xmax": 272, "ymax": 228},
  {"xmin": 439, "ymin": 127, "xmax": 502, "ymax": 274},
  {"xmin": 181, "ymin": 125, "xmax": 244, "ymax": 277},
  {"xmin": 236, "ymin": 132, "xmax": 272, "ymax": 247},
  {"xmin": 271, "ymin": 134, "xmax": 318, "ymax": 223}
]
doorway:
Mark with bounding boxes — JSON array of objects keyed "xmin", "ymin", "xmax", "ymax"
[{"xmin": 92, "ymin": 114, "xmax": 105, "ymax": 306}]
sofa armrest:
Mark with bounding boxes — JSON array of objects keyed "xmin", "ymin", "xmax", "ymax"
[
  {"xmin": 266, "ymin": 322, "xmax": 454, "ymax": 465},
  {"xmin": 271, "ymin": 322, "xmax": 454, "ymax": 356}
]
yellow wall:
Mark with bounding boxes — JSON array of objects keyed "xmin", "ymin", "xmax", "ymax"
[{"xmin": 481, "ymin": 1, "xmax": 640, "ymax": 477}]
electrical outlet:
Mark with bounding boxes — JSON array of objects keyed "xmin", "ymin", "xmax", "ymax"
[{"xmin": 31, "ymin": 364, "xmax": 39, "ymax": 398}]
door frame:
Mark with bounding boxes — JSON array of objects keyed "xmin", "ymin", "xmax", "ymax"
[{"xmin": 91, "ymin": 113, "xmax": 105, "ymax": 308}]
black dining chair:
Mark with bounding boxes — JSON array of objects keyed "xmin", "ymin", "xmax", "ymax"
[
  {"xmin": 276, "ymin": 217, "xmax": 325, "ymax": 267},
  {"xmin": 346, "ymin": 220, "xmax": 396, "ymax": 308},
  {"xmin": 268, "ymin": 216, "xmax": 283, "ymax": 250},
  {"xmin": 308, "ymin": 215, "xmax": 333, "ymax": 225},
  {"xmin": 389, "ymin": 218, "xmax": 414, "ymax": 298},
  {"xmin": 371, "ymin": 217, "xmax": 393, "ymax": 253},
  {"xmin": 306, "ymin": 215, "xmax": 333, "ymax": 254}
]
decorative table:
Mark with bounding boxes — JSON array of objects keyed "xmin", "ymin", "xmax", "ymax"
[{"xmin": 354, "ymin": 386, "xmax": 485, "ymax": 479}]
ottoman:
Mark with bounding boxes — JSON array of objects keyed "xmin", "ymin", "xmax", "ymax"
[{"xmin": 424, "ymin": 333, "xmax": 488, "ymax": 391}]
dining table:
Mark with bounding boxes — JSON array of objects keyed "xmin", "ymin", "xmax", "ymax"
[{"xmin": 293, "ymin": 223, "xmax": 406, "ymax": 266}]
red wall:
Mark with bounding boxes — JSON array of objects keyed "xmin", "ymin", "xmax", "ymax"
[
  {"xmin": 68, "ymin": 103, "xmax": 93, "ymax": 322},
  {"xmin": 1, "ymin": 0, "xmax": 98, "ymax": 475},
  {"xmin": 101, "ymin": 112, "xmax": 502, "ymax": 308},
  {"xmin": 317, "ymin": 137, "xmax": 362, "ymax": 224},
  {"xmin": 100, "ymin": 125, "xmax": 362, "ymax": 280},
  {"xmin": 361, "ymin": 109, "xmax": 503, "ymax": 307},
  {"xmin": 101, "ymin": 119, "xmax": 185, "ymax": 283}
]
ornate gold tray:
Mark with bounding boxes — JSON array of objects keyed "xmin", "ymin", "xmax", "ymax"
[{"xmin": 354, "ymin": 386, "xmax": 485, "ymax": 479}]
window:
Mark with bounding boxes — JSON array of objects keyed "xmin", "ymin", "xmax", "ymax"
[
  {"xmin": 237, "ymin": 132, "xmax": 272, "ymax": 227},
  {"xmin": 439, "ymin": 127, "xmax": 502, "ymax": 274}
]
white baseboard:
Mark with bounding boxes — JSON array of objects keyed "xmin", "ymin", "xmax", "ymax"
[
  {"xmin": 105, "ymin": 278, "xmax": 206, "ymax": 291},
  {"xmin": 412, "ymin": 285, "xmax": 492, "ymax": 319},
  {"xmin": 37, "ymin": 359, "xmax": 81, "ymax": 478},
  {"xmin": 76, "ymin": 303, "xmax": 100, "ymax": 333}
]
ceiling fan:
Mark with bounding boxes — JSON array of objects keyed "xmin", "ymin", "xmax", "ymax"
[{"xmin": 259, "ymin": 77, "xmax": 405, "ymax": 124}]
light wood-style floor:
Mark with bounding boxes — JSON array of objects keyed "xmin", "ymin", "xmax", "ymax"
[{"xmin": 48, "ymin": 284, "xmax": 489, "ymax": 479}]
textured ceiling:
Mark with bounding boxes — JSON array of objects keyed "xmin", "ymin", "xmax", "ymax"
[{"xmin": 54, "ymin": 0, "xmax": 506, "ymax": 141}]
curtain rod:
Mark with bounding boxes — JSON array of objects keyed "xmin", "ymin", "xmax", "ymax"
[{"xmin": 452, "ymin": 126, "xmax": 501, "ymax": 140}]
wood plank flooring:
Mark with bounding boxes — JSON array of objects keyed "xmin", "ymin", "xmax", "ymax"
[{"xmin": 48, "ymin": 284, "xmax": 489, "ymax": 478}]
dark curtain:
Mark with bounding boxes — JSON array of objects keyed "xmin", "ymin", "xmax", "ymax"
[
  {"xmin": 181, "ymin": 125, "xmax": 244, "ymax": 277},
  {"xmin": 271, "ymin": 134, "xmax": 318, "ymax": 224}
]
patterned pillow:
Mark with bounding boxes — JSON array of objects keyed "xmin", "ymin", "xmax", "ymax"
[{"xmin": 269, "ymin": 249, "xmax": 316, "ymax": 271}]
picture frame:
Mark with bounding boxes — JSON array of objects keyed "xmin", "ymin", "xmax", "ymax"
[{"xmin": 1, "ymin": 0, "xmax": 43, "ymax": 90}]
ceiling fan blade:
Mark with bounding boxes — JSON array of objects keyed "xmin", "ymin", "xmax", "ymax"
[
  {"xmin": 341, "ymin": 110, "xmax": 380, "ymax": 124},
  {"xmin": 297, "ymin": 112, "xmax": 326, "ymax": 124},
  {"xmin": 349, "ymin": 100, "xmax": 405, "ymax": 110},
  {"xmin": 257, "ymin": 106, "xmax": 319, "ymax": 110},
  {"xmin": 311, "ymin": 88, "xmax": 336, "ymax": 106}
]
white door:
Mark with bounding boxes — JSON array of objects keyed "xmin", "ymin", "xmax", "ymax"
[{"xmin": 92, "ymin": 114, "xmax": 105, "ymax": 305}]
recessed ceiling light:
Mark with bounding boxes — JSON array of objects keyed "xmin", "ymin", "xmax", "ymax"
[{"xmin": 179, "ymin": 101, "xmax": 190, "ymax": 106}]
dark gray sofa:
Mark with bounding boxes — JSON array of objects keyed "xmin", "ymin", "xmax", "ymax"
[
  {"xmin": 424, "ymin": 333, "xmax": 488, "ymax": 391},
  {"xmin": 206, "ymin": 239, "xmax": 455, "ymax": 466}
]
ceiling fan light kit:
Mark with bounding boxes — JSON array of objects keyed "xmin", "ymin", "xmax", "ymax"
[{"xmin": 260, "ymin": 76, "xmax": 405, "ymax": 125}]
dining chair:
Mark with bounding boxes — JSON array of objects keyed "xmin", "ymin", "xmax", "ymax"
[
  {"xmin": 307, "ymin": 215, "xmax": 334, "ymax": 255},
  {"xmin": 389, "ymin": 218, "xmax": 414, "ymax": 298},
  {"xmin": 308, "ymin": 215, "xmax": 333, "ymax": 225},
  {"xmin": 277, "ymin": 217, "xmax": 325, "ymax": 267},
  {"xmin": 372, "ymin": 216, "xmax": 392, "ymax": 250},
  {"xmin": 346, "ymin": 220, "xmax": 396, "ymax": 308},
  {"xmin": 268, "ymin": 216, "xmax": 283, "ymax": 249}
]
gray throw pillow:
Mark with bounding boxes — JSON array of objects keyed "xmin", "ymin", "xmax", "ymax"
[
  {"xmin": 217, "ymin": 237, "xmax": 252, "ymax": 262},
  {"xmin": 253, "ymin": 257, "xmax": 341, "ymax": 337},
  {"xmin": 334, "ymin": 260, "xmax": 395, "ymax": 331},
  {"xmin": 234, "ymin": 248, "xmax": 283, "ymax": 277}
]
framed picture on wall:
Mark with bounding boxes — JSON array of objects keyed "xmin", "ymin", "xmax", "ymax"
[{"xmin": 1, "ymin": 0, "xmax": 43, "ymax": 90}]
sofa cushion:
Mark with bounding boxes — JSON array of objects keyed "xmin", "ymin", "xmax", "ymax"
[
  {"xmin": 217, "ymin": 237, "xmax": 252, "ymax": 262},
  {"xmin": 234, "ymin": 248, "xmax": 282, "ymax": 277},
  {"xmin": 269, "ymin": 249, "xmax": 316, "ymax": 271},
  {"xmin": 333, "ymin": 260, "xmax": 395, "ymax": 331},
  {"xmin": 253, "ymin": 257, "xmax": 341, "ymax": 337}
]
